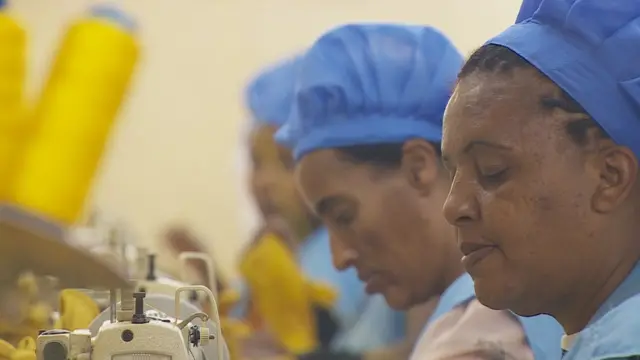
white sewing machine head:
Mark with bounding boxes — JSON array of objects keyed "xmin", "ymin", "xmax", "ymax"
[
  {"xmin": 36, "ymin": 285, "xmax": 225, "ymax": 360},
  {"xmin": 136, "ymin": 251, "xmax": 218, "ymax": 306},
  {"xmin": 69, "ymin": 216, "xmax": 217, "ymax": 313}
]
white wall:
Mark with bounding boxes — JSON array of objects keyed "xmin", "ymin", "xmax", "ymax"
[{"xmin": 11, "ymin": 0, "xmax": 521, "ymax": 279}]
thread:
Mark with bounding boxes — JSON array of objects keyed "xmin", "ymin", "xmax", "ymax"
[
  {"xmin": 9, "ymin": 5, "xmax": 140, "ymax": 224},
  {"xmin": 0, "ymin": 5, "xmax": 26, "ymax": 201}
]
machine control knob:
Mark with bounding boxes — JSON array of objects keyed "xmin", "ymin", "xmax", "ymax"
[
  {"xmin": 189, "ymin": 325, "xmax": 215, "ymax": 346},
  {"xmin": 199, "ymin": 327, "xmax": 211, "ymax": 346}
]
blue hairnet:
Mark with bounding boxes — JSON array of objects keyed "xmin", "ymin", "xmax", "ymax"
[
  {"xmin": 514, "ymin": 0, "xmax": 542, "ymax": 23},
  {"xmin": 490, "ymin": 0, "xmax": 640, "ymax": 159},
  {"xmin": 244, "ymin": 56, "xmax": 299, "ymax": 128},
  {"xmin": 275, "ymin": 24, "xmax": 463, "ymax": 161}
]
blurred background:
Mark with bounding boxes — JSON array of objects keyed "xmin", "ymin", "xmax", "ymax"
[{"xmin": 11, "ymin": 0, "xmax": 521, "ymax": 280}]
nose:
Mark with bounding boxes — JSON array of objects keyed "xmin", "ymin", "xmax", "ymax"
[
  {"xmin": 328, "ymin": 233, "xmax": 357, "ymax": 271},
  {"xmin": 443, "ymin": 175, "xmax": 479, "ymax": 227}
]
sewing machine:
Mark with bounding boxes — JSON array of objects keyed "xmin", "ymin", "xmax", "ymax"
[
  {"xmin": 0, "ymin": 205, "xmax": 229, "ymax": 360},
  {"xmin": 74, "ymin": 219, "xmax": 233, "ymax": 360},
  {"xmin": 38, "ymin": 286, "xmax": 224, "ymax": 360},
  {"xmin": 67, "ymin": 216, "xmax": 209, "ymax": 310}
]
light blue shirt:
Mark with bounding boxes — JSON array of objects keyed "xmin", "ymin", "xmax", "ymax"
[{"xmin": 564, "ymin": 261, "xmax": 640, "ymax": 359}]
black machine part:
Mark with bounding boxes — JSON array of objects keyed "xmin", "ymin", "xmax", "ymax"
[
  {"xmin": 42, "ymin": 342, "xmax": 67, "ymax": 360},
  {"xmin": 146, "ymin": 254, "xmax": 157, "ymax": 281},
  {"xmin": 131, "ymin": 291, "xmax": 149, "ymax": 324}
]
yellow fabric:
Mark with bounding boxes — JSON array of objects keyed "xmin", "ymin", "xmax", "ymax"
[
  {"xmin": 240, "ymin": 233, "xmax": 318, "ymax": 355},
  {"xmin": 53, "ymin": 289, "xmax": 100, "ymax": 331},
  {"xmin": 0, "ymin": 273, "xmax": 53, "ymax": 343},
  {"xmin": 306, "ymin": 281, "xmax": 337, "ymax": 310},
  {"xmin": 0, "ymin": 337, "xmax": 35, "ymax": 360},
  {"xmin": 0, "ymin": 277, "xmax": 96, "ymax": 360},
  {"xmin": 240, "ymin": 233, "xmax": 338, "ymax": 355},
  {"xmin": 211, "ymin": 288, "xmax": 251, "ymax": 360},
  {"xmin": 221, "ymin": 318, "xmax": 251, "ymax": 360}
]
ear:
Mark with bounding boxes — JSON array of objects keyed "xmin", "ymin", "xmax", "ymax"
[
  {"xmin": 591, "ymin": 145, "xmax": 638, "ymax": 213},
  {"xmin": 401, "ymin": 139, "xmax": 440, "ymax": 195}
]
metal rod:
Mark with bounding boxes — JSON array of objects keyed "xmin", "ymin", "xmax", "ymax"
[{"xmin": 109, "ymin": 289, "xmax": 116, "ymax": 323}]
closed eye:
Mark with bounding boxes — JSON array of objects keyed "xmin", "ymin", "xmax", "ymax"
[
  {"xmin": 333, "ymin": 212, "xmax": 355, "ymax": 227},
  {"xmin": 478, "ymin": 168, "xmax": 509, "ymax": 187}
]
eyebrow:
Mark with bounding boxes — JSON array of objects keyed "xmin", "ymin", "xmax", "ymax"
[
  {"xmin": 463, "ymin": 140, "xmax": 513, "ymax": 153},
  {"xmin": 442, "ymin": 140, "xmax": 513, "ymax": 164},
  {"xmin": 314, "ymin": 195, "xmax": 346, "ymax": 217}
]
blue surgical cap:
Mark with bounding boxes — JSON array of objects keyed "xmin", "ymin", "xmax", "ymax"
[
  {"xmin": 244, "ymin": 56, "xmax": 299, "ymax": 128},
  {"xmin": 275, "ymin": 24, "xmax": 463, "ymax": 162},
  {"xmin": 514, "ymin": 0, "xmax": 542, "ymax": 23},
  {"xmin": 490, "ymin": 0, "xmax": 640, "ymax": 159}
]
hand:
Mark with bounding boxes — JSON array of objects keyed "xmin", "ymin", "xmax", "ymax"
[{"xmin": 162, "ymin": 226, "xmax": 225, "ymax": 292}]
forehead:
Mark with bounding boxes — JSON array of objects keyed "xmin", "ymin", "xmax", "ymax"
[
  {"xmin": 295, "ymin": 150, "xmax": 370, "ymax": 200},
  {"xmin": 250, "ymin": 124, "xmax": 277, "ymax": 145},
  {"xmin": 250, "ymin": 124, "xmax": 291, "ymax": 156},
  {"xmin": 296, "ymin": 150, "xmax": 350, "ymax": 188},
  {"xmin": 442, "ymin": 69, "xmax": 567, "ymax": 155}
]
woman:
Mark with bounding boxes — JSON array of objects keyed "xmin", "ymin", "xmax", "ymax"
[
  {"xmin": 236, "ymin": 57, "xmax": 413, "ymax": 359},
  {"xmin": 442, "ymin": 0, "xmax": 640, "ymax": 359},
  {"xmin": 275, "ymin": 23, "xmax": 563, "ymax": 359}
]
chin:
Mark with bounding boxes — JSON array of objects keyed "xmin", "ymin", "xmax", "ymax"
[
  {"xmin": 474, "ymin": 278, "xmax": 542, "ymax": 316},
  {"xmin": 473, "ymin": 278, "xmax": 516, "ymax": 311},
  {"xmin": 381, "ymin": 287, "xmax": 414, "ymax": 310}
]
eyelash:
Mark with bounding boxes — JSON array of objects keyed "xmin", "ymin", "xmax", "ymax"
[
  {"xmin": 478, "ymin": 168, "xmax": 509, "ymax": 186},
  {"xmin": 334, "ymin": 212, "xmax": 354, "ymax": 227}
]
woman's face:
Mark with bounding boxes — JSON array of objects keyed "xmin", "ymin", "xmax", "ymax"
[
  {"xmin": 441, "ymin": 67, "xmax": 637, "ymax": 319},
  {"xmin": 294, "ymin": 143, "xmax": 457, "ymax": 310},
  {"xmin": 249, "ymin": 125, "xmax": 311, "ymax": 236}
]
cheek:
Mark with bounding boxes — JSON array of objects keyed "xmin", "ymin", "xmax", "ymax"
[
  {"xmin": 346, "ymin": 198, "xmax": 395, "ymax": 260},
  {"xmin": 348, "ymin": 213, "xmax": 386, "ymax": 257},
  {"xmin": 355, "ymin": 191, "xmax": 423, "ymax": 263},
  {"xmin": 482, "ymin": 175, "xmax": 591, "ymax": 263},
  {"xmin": 272, "ymin": 172, "xmax": 298, "ymax": 201},
  {"xmin": 382, "ymin": 189, "xmax": 426, "ymax": 243}
]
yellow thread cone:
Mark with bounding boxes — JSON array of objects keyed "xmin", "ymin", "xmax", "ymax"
[
  {"xmin": 0, "ymin": 6, "xmax": 27, "ymax": 202},
  {"xmin": 10, "ymin": 5, "xmax": 139, "ymax": 224}
]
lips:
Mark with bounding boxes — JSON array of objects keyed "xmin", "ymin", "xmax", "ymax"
[
  {"xmin": 358, "ymin": 271, "xmax": 384, "ymax": 295},
  {"xmin": 459, "ymin": 242, "xmax": 493, "ymax": 257},
  {"xmin": 459, "ymin": 241, "xmax": 497, "ymax": 272}
]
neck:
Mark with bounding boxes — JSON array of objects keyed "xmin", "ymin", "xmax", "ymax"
[{"xmin": 554, "ymin": 253, "xmax": 639, "ymax": 335}]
